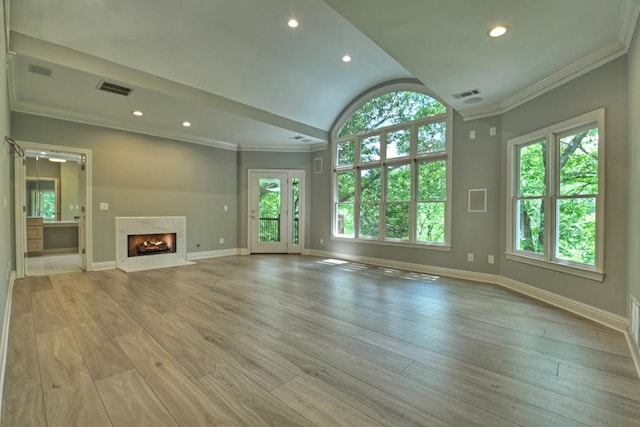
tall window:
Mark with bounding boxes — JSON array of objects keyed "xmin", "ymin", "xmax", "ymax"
[
  {"xmin": 333, "ymin": 89, "xmax": 451, "ymax": 247},
  {"xmin": 507, "ymin": 109, "xmax": 604, "ymax": 279}
]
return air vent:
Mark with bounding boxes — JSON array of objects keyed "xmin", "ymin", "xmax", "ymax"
[
  {"xmin": 453, "ymin": 88, "xmax": 481, "ymax": 99},
  {"xmin": 98, "ymin": 80, "xmax": 133, "ymax": 96},
  {"xmin": 28, "ymin": 63, "xmax": 52, "ymax": 77}
]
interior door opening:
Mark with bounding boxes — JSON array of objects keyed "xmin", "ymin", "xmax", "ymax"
[{"xmin": 15, "ymin": 143, "xmax": 92, "ymax": 277}]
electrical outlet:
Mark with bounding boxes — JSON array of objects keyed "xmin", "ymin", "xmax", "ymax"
[
  {"xmin": 467, "ymin": 253, "xmax": 474, "ymax": 262},
  {"xmin": 320, "ymin": 238, "xmax": 324, "ymax": 245},
  {"xmin": 219, "ymin": 238, "xmax": 224, "ymax": 244},
  {"xmin": 489, "ymin": 127, "xmax": 497, "ymax": 136},
  {"xmin": 488, "ymin": 255, "xmax": 495, "ymax": 264},
  {"xmin": 224, "ymin": 205, "xmax": 228, "ymax": 211},
  {"xmin": 469, "ymin": 130, "xmax": 476, "ymax": 140}
]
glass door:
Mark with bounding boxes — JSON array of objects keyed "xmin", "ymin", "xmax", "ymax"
[
  {"xmin": 250, "ymin": 172, "xmax": 289, "ymax": 253},
  {"xmin": 249, "ymin": 170, "xmax": 304, "ymax": 253}
]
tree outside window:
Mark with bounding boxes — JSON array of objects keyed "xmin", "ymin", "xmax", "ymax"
[
  {"xmin": 507, "ymin": 109, "xmax": 604, "ymax": 276},
  {"xmin": 333, "ymin": 88, "xmax": 450, "ymax": 246}
]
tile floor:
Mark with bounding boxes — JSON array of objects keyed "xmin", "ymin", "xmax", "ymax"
[{"xmin": 26, "ymin": 253, "xmax": 83, "ymax": 276}]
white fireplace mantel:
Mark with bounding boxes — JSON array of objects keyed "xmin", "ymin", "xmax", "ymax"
[{"xmin": 115, "ymin": 216, "xmax": 194, "ymax": 272}]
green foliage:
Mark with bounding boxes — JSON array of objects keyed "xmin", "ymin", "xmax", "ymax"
[
  {"xmin": 385, "ymin": 202, "xmax": 410, "ymax": 239},
  {"xmin": 337, "ymin": 140, "xmax": 355, "ymax": 166},
  {"xmin": 387, "ymin": 129, "xmax": 410, "ymax": 158},
  {"xmin": 338, "ymin": 91, "xmax": 446, "ymax": 138},
  {"xmin": 417, "ymin": 202, "xmax": 445, "ymax": 243},
  {"xmin": 418, "ymin": 161, "xmax": 446, "ymax": 201},
  {"xmin": 386, "ymin": 164, "xmax": 411, "ymax": 201},
  {"xmin": 359, "ymin": 203, "xmax": 380, "ymax": 238},
  {"xmin": 518, "ymin": 141, "xmax": 547, "ymax": 197},
  {"xmin": 360, "ymin": 135, "xmax": 381, "ymax": 163},
  {"xmin": 516, "ymin": 128, "xmax": 598, "ymax": 265},
  {"xmin": 418, "ymin": 122, "xmax": 447, "ymax": 154}
]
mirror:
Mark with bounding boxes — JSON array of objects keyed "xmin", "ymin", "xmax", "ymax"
[{"xmin": 25, "ymin": 150, "xmax": 81, "ymax": 222}]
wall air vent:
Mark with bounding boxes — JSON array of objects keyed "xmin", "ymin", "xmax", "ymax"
[
  {"xmin": 28, "ymin": 63, "xmax": 52, "ymax": 77},
  {"xmin": 453, "ymin": 89, "xmax": 481, "ymax": 99},
  {"xmin": 98, "ymin": 80, "xmax": 133, "ymax": 96}
]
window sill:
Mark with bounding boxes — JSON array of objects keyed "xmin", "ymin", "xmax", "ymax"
[
  {"xmin": 505, "ymin": 252, "xmax": 604, "ymax": 282},
  {"xmin": 331, "ymin": 236, "xmax": 451, "ymax": 252}
]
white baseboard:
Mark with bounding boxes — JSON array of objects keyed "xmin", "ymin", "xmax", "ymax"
[
  {"xmin": 187, "ymin": 248, "xmax": 246, "ymax": 261},
  {"xmin": 306, "ymin": 249, "xmax": 626, "ymax": 332},
  {"xmin": 624, "ymin": 329, "xmax": 640, "ymax": 380},
  {"xmin": 91, "ymin": 261, "xmax": 116, "ymax": 271},
  {"xmin": 0, "ymin": 271, "xmax": 16, "ymax": 420},
  {"xmin": 496, "ymin": 276, "xmax": 627, "ymax": 332}
]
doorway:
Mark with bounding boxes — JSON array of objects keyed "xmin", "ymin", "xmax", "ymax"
[
  {"xmin": 248, "ymin": 169, "xmax": 304, "ymax": 253},
  {"xmin": 15, "ymin": 142, "xmax": 92, "ymax": 277}
]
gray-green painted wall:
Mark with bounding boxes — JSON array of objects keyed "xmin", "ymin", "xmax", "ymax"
[
  {"xmin": 628, "ymin": 25, "xmax": 640, "ymax": 319},
  {"xmin": 11, "ymin": 114, "xmax": 238, "ymax": 263},
  {"xmin": 0, "ymin": 3, "xmax": 11, "ymax": 356},
  {"xmin": 500, "ymin": 57, "xmax": 628, "ymax": 315}
]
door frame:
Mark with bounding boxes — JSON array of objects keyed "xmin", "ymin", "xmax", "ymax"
[
  {"xmin": 14, "ymin": 141, "xmax": 93, "ymax": 278},
  {"xmin": 247, "ymin": 169, "xmax": 305, "ymax": 254}
]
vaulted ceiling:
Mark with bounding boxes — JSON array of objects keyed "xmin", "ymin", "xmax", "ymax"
[{"xmin": 7, "ymin": 0, "xmax": 639, "ymax": 150}]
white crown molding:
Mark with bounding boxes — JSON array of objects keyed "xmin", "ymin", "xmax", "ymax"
[
  {"xmin": 620, "ymin": 0, "xmax": 640, "ymax": 48},
  {"xmin": 11, "ymin": 101, "xmax": 241, "ymax": 151},
  {"xmin": 239, "ymin": 142, "xmax": 328, "ymax": 153},
  {"xmin": 461, "ymin": 39, "xmax": 629, "ymax": 121}
]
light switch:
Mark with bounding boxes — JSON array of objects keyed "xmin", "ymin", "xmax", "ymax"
[
  {"xmin": 489, "ymin": 127, "xmax": 497, "ymax": 136},
  {"xmin": 469, "ymin": 130, "xmax": 476, "ymax": 140},
  {"xmin": 99, "ymin": 202, "xmax": 109, "ymax": 211},
  {"xmin": 224, "ymin": 205, "xmax": 228, "ymax": 211}
]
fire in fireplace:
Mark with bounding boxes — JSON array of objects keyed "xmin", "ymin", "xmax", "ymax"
[{"xmin": 127, "ymin": 233, "xmax": 177, "ymax": 257}]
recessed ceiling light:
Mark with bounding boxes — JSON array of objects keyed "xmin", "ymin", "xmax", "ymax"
[
  {"xmin": 288, "ymin": 18, "xmax": 298, "ymax": 28},
  {"xmin": 342, "ymin": 54, "xmax": 352, "ymax": 63},
  {"xmin": 488, "ymin": 25, "xmax": 509, "ymax": 38},
  {"xmin": 182, "ymin": 121, "xmax": 192, "ymax": 127},
  {"xmin": 132, "ymin": 110, "xmax": 143, "ymax": 116}
]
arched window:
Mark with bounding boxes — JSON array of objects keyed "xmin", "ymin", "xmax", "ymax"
[{"xmin": 332, "ymin": 84, "xmax": 451, "ymax": 247}]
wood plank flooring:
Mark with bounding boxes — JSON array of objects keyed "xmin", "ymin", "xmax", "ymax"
[{"xmin": 3, "ymin": 255, "xmax": 640, "ymax": 426}]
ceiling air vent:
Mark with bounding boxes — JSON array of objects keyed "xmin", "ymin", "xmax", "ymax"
[
  {"xmin": 290, "ymin": 135, "xmax": 305, "ymax": 140},
  {"xmin": 453, "ymin": 88, "xmax": 481, "ymax": 99},
  {"xmin": 28, "ymin": 63, "xmax": 52, "ymax": 77},
  {"xmin": 98, "ymin": 80, "xmax": 133, "ymax": 96}
]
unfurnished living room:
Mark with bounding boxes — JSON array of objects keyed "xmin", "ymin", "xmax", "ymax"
[{"xmin": 0, "ymin": 0, "xmax": 640, "ymax": 426}]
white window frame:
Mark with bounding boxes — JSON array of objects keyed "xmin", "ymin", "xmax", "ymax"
[
  {"xmin": 506, "ymin": 108, "xmax": 605, "ymax": 281},
  {"xmin": 331, "ymin": 84, "xmax": 452, "ymax": 250}
]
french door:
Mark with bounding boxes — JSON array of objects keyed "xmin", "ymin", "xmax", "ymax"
[{"xmin": 249, "ymin": 170, "xmax": 303, "ymax": 253}]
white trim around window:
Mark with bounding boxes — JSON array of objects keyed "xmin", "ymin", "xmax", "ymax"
[{"xmin": 505, "ymin": 108, "xmax": 605, "ymax": 281}]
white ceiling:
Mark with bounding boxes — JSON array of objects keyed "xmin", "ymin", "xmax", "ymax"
[{"xmin": 7, "ymin": 0, "xmax": 639, "ymax": 151}]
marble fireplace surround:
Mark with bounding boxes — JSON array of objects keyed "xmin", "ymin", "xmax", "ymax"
[{"xmin": 115, "ymin": 216, "xmax": 193, "ymax": 272}]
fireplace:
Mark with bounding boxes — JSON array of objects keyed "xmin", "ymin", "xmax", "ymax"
[
  {"xmin": 115, "ymin": 216, "xmax": 193, "ymax": 272},
  {"xmin": 127, "ymin": 233, "xmax": 177, "ymax": 257}
]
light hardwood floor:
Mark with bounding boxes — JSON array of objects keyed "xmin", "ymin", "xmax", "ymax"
[{"xmin": 3, "ymin": 255, "xmax": 640, "ymax": 426}]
